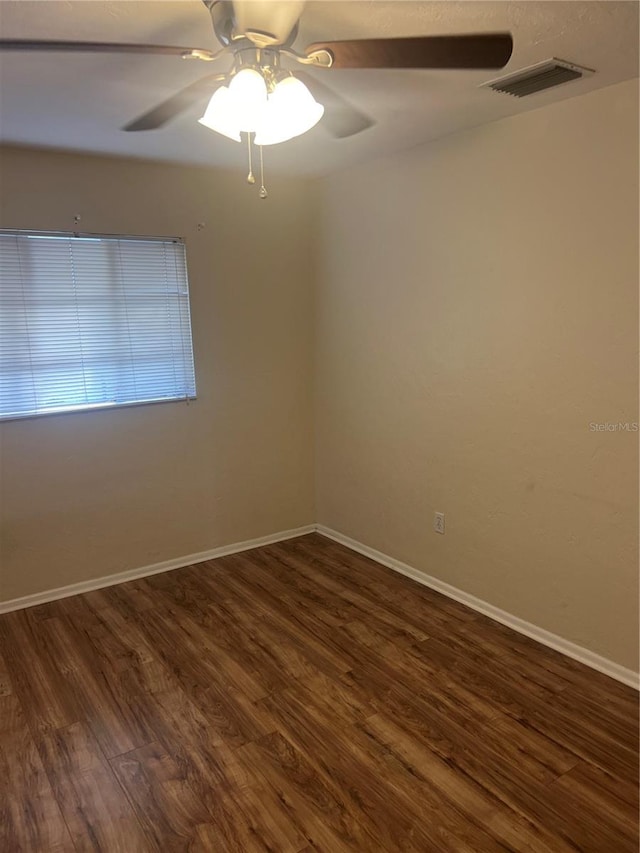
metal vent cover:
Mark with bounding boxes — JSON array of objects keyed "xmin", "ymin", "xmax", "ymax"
[{"xmin": 481, "ymin": 58, "xmax": 594, "ymax": 98}]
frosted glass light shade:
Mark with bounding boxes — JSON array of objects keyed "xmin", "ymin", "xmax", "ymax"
[
  {"xmin": 198, "ymin": 87, "xmax": 241, "ymax": 142},
  {"xmin": 227, "ymin": 68, "xmax": 268, "ymax": 132},
  {"xmin": 254, "ymin": 76, "xmax": 324, "ymax": 145}
]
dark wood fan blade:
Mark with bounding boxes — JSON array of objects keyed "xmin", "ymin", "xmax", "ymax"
[
  {"xmin": 295, "ymin": 72, "xmax": 374, "ymax": 138},
  {"xmin": 123, "ymin": 73, "xmax": 227, "ymax": 131},
  {"xmin": 305, "ymin": 33, "xmax": 513, "ymax": 70},
  {"xmin": 0, "ymin": 39, "xmax": 218, "ymax": 60}
]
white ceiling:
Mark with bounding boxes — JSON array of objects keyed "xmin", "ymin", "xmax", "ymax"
[{"xmin": 0, "ymin": 1, "xmax": 638, "ymax": 176}]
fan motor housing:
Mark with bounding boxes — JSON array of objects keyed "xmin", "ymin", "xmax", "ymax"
[{"xmin": 206, "ymin": 0, "xmax": 302, "ymax": 48}]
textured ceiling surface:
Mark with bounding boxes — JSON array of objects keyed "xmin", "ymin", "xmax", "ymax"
[{"xmin": 0, "ymin": 1, "xmax": 638, "ymax": 175}]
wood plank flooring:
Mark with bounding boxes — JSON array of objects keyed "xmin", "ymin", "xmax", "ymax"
[{"xmin": 0, "ymin": 532, "xmax": 637, "ymax": 852}]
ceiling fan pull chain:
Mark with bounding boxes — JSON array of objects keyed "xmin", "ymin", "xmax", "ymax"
[
  {"xmin": 246, "ymin": 133, "xmax": 256, "ymax": 184},
  {"xmin": 259, "ymin": 145, "xmax": 268, "ymax": 199}
]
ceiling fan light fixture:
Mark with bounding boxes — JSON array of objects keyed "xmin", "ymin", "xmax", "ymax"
[
  {"xmin": 199, "ymin": 68, "xmax": 324, "ymax": 147},
  {"xmin": 254, "ymin": 75, "xmax": 324, "ymax": 145}
]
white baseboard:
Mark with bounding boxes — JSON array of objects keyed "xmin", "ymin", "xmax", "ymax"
[
  {"xmin": 0, "ymin": 525, "xmax": 316, "ymax": 615},
  {"xmin": 2, "ymin": 521, "xmax": 637, "ymax": 690},
  {"xmin": 316, "ymin": 525, "xmax": 639, "ymax": 690}
]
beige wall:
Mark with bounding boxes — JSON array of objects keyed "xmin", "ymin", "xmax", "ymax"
[
  {"xmin": 315, "ymin": 79, "xmax": 639, "ymax": 670},
  {"xmin": 1, "ymin": 80, "xmax": 638, "ymax": 673},
  {"xmin": 0, "ymin": 147, "xmax": 315, "ymax": 601}
]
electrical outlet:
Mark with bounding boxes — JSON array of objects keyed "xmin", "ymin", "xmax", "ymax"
[{"xmin": 434, "ymin": 512, "xmax": 445, "ymax": 535}]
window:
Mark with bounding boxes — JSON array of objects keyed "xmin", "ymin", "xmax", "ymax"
[{"xmin": 0, "ymin": 230, "xmax": 196, "ymax": 421}]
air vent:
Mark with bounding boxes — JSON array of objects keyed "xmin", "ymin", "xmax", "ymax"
[{"xmin": 481, "ymin": 59, "xmax": 594, "ymax": 98}]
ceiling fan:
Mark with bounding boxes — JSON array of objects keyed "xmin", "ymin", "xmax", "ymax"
[{"xmin": 0, "ymin": 0, "xmax": 513, "ymax": 194}]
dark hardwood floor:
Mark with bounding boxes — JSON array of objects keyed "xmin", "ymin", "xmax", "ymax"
[{"xmin": 0, "ymin": 533, "xmax": 637, "ymax": 852}]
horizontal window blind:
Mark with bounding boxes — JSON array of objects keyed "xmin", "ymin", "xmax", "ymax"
[{"xmin": 0, "ymin": 231, "xmax": 196, "ymax": 420}]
